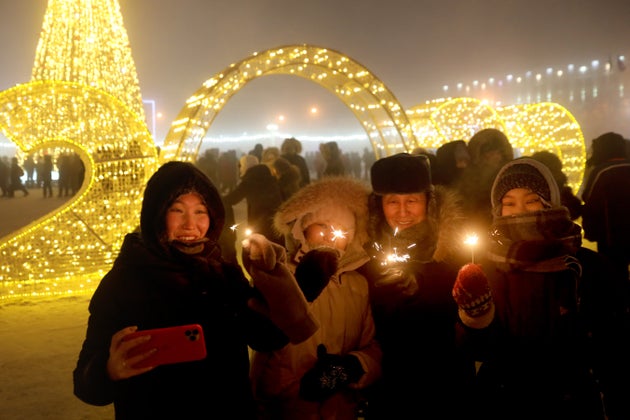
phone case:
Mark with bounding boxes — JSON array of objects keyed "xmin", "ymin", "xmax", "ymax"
[{"xmin": 124, "ymin": 324, "xmax": 207, "ymax": 368}]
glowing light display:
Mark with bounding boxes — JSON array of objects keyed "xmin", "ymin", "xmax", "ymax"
[
  {"xmin": 160, "ymin": 44, "xmax": 418, "ymax": 163},
  {"xmin": 406, "ymin": 97, "xmax": 586, "ymax": 191},
  {"xmin": 0, "ymin": 0, "xmax": 155, "ymax": 301},
  {"xmin": 0, "ymin": 1, "xmax": 587, "ymax": 303}
]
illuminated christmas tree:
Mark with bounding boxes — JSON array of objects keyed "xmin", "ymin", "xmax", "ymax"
[
  {"xmin": 0, "ymin": 0, "xmax": 156, "ymax": 300},
  {"xmin": 31, "ymin": 0, "xmax": 145, "ymax": 121}
]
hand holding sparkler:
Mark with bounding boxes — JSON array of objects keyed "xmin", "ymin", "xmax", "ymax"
[
  {"xmin": 370, "ymin": 241, "xmax": 418, "ymax": 296},
  {"xmin": 241, "ymin": 232, "xmax": 319, "ymax": 344},
  {"xmin": 452, "ymin": 263, "xmax": 494, "ymax": 329}
]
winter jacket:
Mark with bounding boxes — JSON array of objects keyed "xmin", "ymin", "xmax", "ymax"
[
  {"xmin": 250, "ymin": 177, "xmax": 382, "ymax": 420},
  {"xmin": 361, "ymin": 185, "xmax": 474, "ymax": 419},
  {"xmin": 224, "ymin": 163, "xmax": 284, "ymax": 245},
  {"xmin": 460, "ymin": 158, "xmax": 608, "ymax": 420},
  {"xmin": 581, "ymin": 158, "xmax": 630, "ymax": 258},
  {"xmin": 73, "ymin": 162, "xmax": 290, "ymax": 419}
]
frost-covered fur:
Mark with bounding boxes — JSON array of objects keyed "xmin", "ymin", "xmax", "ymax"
[
  {"xmin": 368, "ymin": 185, "xmax": 466, "ymax": 263},
  {"xmin": 274, "ymin": 176, "xmax": 371, "ymax": 248}
]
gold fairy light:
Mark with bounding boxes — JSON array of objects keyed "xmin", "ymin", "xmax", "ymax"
[
  {"xmin": 0, "ymin": 0, "xmax": 155, "ymax": 301},
  {"xmin": 161, "ymin": 44, "xmax": 417, "ymax": 163},
  {"xmin": 406, "ymin": 97, "xmax": 586, "ymax": 192}
]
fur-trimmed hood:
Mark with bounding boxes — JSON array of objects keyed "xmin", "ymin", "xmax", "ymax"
[
  {"xmin": 367, "ymin": 185, "xmax": 466, "ymax": 263},
  {"xmin": 274, "ymin": 176, "xmax": 371, "ymax": 254},
  {"xmin": 140, "ymin": 161, "xmax": 224, "ymax": 258}
]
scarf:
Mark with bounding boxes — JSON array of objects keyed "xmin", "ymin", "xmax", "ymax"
[{"xmin": 486, "ymin": 207, "xmax": 582, "ymax": 274}]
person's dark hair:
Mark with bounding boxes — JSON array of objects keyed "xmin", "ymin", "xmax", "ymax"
[{"xmin": 587, "ymin": 132, "xmax": 627, "ymax": 167}]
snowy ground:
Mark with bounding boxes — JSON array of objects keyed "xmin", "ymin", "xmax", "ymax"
[
  {"xmin": 0, "ymin": 295, "xmax": 114, "ymax": 419},
  {"xmin": 0, "ymin": 195, "xmax": 250, "ymax": 419}
]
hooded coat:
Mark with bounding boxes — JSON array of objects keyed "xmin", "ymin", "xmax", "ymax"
[
  {"xmin": 73, "ymin": 161, "xmax": 289, "ymax": 419},
  {"xmin": 463, "ymin": 158, "xmax": 612, "ymax": 420},
  {"xmin": 250, "ymin": 176, "xmax": 382, "ymax": 420}
]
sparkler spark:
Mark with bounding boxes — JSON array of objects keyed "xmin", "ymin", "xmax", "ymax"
[
  {"xmin": 464, "ymin": 233, "xmax": 479, "ymax": 263},
  {"xmin": 230, "ymin": 223, "xmax": 253, "ymax": 237}
]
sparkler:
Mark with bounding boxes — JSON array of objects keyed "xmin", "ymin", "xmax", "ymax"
[
  {"xmin": 231, "ymin": 223, "xmax": 253, "ymax": 237},
  {"xmin": 319, "ymin": 225, "xmax": 347, "ymax": 243},
  {"xmin": 373, "ymin": 241, "xmax": 414, "ymax": 267},
  {"xmin": 464, "ymin": 233, "xmax": 478, "ymax": 263},
  {"xmin": 330, "ymin": 226, "xmax": 347, "ymax": 242}
]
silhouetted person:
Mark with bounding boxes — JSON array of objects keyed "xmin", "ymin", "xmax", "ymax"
[
  {"xmin": 8, "ymin": 157, "xmax": 28, "ymax": 197},
  {"xmin": 23, "ymin": 154, "xmax": 36, "ymax": 188},
  {"xmin": 0, "ymin": 156, "xmax": 9, "ymax": 197},
  {"xmin": 40, "ymin": 154, "xmax": 54, "ymax": 198},
  {"xmin": 531, "ymin": 150, "xmax": 583, "ymax": 220},
  {"xmin": 458, "ymin": 128, "xmax": 514, "ymax": 234},
  {"xmin": 280, "ymin": 137, "xmax": 310, "ymax": 187},
  {"xmin": 319, "ymin": 141, "xmax": 345, "ymax": 177},
  {"xmin": 223, "ymin": 161, "xmax": 284, "ymax": 246},
  {"xmin": 433, "ymin": 139, "xmax": 470, "ymax": 188},
  {"xmin": 57, "ymin": 153, "xmax": 72, "ymax": 197},
  {"xmin": 249, "ymin": 143, "xmax": 264, "ymax": 163}
]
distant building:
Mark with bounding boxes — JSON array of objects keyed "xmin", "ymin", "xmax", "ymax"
[{"xmin": 430, "ymin": 55, "xmax": 630, "ymax": 146}]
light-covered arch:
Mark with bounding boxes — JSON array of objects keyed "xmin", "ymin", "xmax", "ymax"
[
  {"xmin": 0, "ymin": 81, "xmax": 157, "ymax": 300},
  {"xmin": 160, "ymin": 44, "xmax": 417, "ymax": 162},
  {"xmin": 406, "ymin": 97, "xmax": 586, "ymax": 192},
  {"xmin": 496, "ymin": 102, "xmax": 586, "ymax": 190}
]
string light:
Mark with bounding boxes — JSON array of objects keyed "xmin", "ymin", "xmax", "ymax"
[
  {"xmin": 406, "ymin": 97, "xmax": 586, "ymax": 192},
  {"xmin": 0, "ymin": 0, "xmax": 155, "ymax": 301},
  {"xmin": 160, "ymin": 45, "xmax": 418, "ymax": 163},
  {"xmin": 0, "ymin": 0, "xmax": 589, "ymax": 302}
]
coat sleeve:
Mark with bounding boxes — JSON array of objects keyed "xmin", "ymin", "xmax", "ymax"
[
  {"xmin": 346, "ymin": 275, "xmax": 383, "ymax": 389},
  {"xmin": 73, "ymin": 278, "xmax": 119, "ymax": 406}
]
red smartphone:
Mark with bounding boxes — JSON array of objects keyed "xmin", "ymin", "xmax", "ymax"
[{"xmin": 124, "ymin": 324, "xmax": 207, "ymax": 368}]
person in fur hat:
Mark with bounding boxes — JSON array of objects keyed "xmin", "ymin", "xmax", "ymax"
[
  {"xmin": 73, "ymin": 161, "xmax": 317, "ymax": 419},
  {"xmin": 249, "ymin": 176, "xmax": 382, "ymax": 420},
  {"xmin": 360, "ymin": 152, "xmax": 475, "ymax": 419},
  {"xmin": 453, "ymin": 157, "xmax": 623, "ymax": 419}
]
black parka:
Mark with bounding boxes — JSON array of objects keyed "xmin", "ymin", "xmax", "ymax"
[{"xmin": 73, "ymin": 161, "xmax": 288, "ymax": 419}]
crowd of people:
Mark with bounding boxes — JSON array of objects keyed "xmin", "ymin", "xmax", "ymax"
[
  {"xmin": 70, "ymin": 131, "xmax": 630, "ymax": 419},
  {"xmin": 0, "ymin": 151, "xmax": 85, "ymax": 198}
]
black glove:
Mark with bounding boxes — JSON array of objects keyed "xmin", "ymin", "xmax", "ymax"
[
  {"xmin": 299, "ymin": 344, "xmax": 364, "ymax": 402},
  {"xmin": 295, "ymin": 248, "xmax": 339, "ymax": 302}
]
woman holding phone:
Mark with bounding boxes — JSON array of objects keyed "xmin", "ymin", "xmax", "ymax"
[{"xmin": 73, "ymin": 161, "xmax": 316, "ymax": 419}]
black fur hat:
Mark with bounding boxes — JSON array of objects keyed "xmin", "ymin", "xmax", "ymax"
[{"xmin": 370, "ymin": 153, "xmax": 432, "ymax": 195}]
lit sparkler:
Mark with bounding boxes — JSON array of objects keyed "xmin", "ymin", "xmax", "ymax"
[
  {"xmin": 464, "ymin": 233, "xmax": 479, "ymax": 263},
  {"xmin": 230, "ymin": 223, "xmax": 253, "ymax": 237}
]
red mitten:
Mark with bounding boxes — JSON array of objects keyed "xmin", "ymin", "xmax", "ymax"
[{"xmin": 452, "ymin": 263, "xmax": 495, "ymax": 329}]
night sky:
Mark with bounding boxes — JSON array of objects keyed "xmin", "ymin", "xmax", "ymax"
[{"xmin": 1, "ymin": 0, "xmax": 629, "ymax": 144}]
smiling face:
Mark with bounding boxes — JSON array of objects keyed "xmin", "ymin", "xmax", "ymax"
[
  {"xmin": 500, "ymin": 188, "xmax": 545, "ymax": 216},
  {"xmin": 165, "ymin": 192, "xmax": 210, "ymax": 242},
  {"xmin": 381, "ymin": 192, "xmax": 427, "ymax": 231}
]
